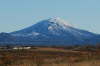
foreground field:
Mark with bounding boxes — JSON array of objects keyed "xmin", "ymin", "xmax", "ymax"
[{"xmin": 0, "ymin": 47, "xmax": 100, "ymax": 66}]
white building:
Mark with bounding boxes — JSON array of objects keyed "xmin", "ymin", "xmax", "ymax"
[{"xmin": 13, "ymin": 46, "xmax": 31, "ymax": 50}]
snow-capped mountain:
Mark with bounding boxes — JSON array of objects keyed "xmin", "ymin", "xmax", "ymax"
[
  {"xmin": 0, "ymin": 17, "xmax": 100, "ymax": 46},
  {"xmin": 11, "ymin": 17, "xmax": 72, "ymax": 36}
]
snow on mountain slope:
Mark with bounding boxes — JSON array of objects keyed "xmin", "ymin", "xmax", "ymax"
[
  {"xmin": 11, "ymin": 17, "xmax": 96, "ymax": 39},
  {"xmin": 0, "ymin": 17, "xmax": 100, "ymax": 46},
  {"xmin": 11, "ymin": 17, "xmax": 72, "ymax": 35}
]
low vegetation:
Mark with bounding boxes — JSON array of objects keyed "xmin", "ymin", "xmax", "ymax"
[{"xmin": 0, "ymin": 45, "xmax": 100, "ymax": 66}]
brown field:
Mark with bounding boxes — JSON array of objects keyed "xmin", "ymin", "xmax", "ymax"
[{"xmin": 0, "ymin": 47, "xmax": 100, "ymax": 66}]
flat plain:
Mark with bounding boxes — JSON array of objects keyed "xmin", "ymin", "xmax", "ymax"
[{"xmin": 0, "ymin": 47, "xmax": 100, "ymax": 66}]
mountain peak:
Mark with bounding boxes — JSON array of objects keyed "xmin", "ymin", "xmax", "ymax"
[
  {"xmin": 47, "ymin": 17, "xmax": 72, "ymax": 26},
  {"xmin": 11, "ymin": 17, "xmax": 73, "ymax": 35}
]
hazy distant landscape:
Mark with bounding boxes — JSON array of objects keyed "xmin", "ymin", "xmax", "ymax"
[{"xmin": 0, "ymin": 0, "xmax": 100, "ymax": 66}]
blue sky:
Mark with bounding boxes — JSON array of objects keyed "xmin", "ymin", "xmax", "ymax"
[{"xmin": 0, "ymin": 0, "xmax": 100, "ymax": 33}]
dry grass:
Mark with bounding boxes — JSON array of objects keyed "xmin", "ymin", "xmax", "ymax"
[{"xmin": 0, "ymin": 47, "xmax": 100, "ymax": 66}]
